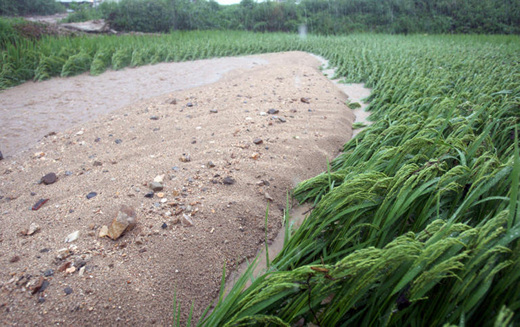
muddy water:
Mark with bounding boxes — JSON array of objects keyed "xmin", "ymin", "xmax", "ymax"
[{"xmin": 0, "ymin": 56, "xmax": 266, "ymax": 157}]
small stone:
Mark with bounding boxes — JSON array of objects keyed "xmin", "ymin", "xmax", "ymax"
[
  {"xmin": 301, "ymin": 97, "xmax": 311, "ymax": 104},
  {"xmin": 65, "ymin": 171, "xmax": 73, "ymax": 176},
  {"xmin": 86, "ymin": 192, "xmax": 97, "ymax": 199},
  {"xmin": 0, "ymin": 151, "xmax": 3, "ymax": 160},
  {"xmin": 43, "ymin": 269, "xmax": 54, "ymax": 277},
  {"xmin": 32, "ymin": 277, "xmax": 49, "ymax": 294},
  {"xmin": 181, "ymin": 214, "xmax": 193, "ymax": 227},
  {"xmin": 251, "ymin": 152, "xmax": 260, "ymax": 160},
  {"xmin": 27, "ymin": 223, "xmax": 40, "ymax": 236},
  {"xmin": 32, "ymin": 198, "xmax": 49, "ymax": 210},
  {"xmin": 170, "ymin": 98, "xmax": 177, "ymax": 105},
  {"xmin": 64, "ymin": 287, "xmax": 74, "ymax": 295},
  {"xmin": 260, "ymin": 112, "xmax": 267, "ymax": 116},
  {"xmin": 107, "ymin": 205, "xmax": 137, "ymax": 240},
  {"xmin": 265, "ymin": 192, "xmax": 274, "ymax": 202},
  {"xmin": 150, "ymin": 116, "xmax": 159, "ymax": 120},
  {"xmin": 186, "ymin": 102, "xmax": 193, "ymax": 107},
  {"xmin": 144, "ymin": 192, "xmax": 154, "ymax": 198},
  {"xmin": 278, "ymin": 117, "xmax": 287, "ymax": 123},
  {"xmin": 115, "ymin": 139, "xmax": 122, "ymax": 144},
  {"xmin": 149, "ymin": 182, "xmax": 163, "ymax": 192},
  {"xmin": 223, "ymin": 177, "xmax": 235, "ymax": 185},
  {"xmin": 98, "ymin": 225, "xmax": 109, "ymax": 238},
  {"xmin": 65, "ymin": 266, "xmax": 76, "ymax": 274},
  {"xmin": 93, "ymin": 161, "xmax": 103, "ymax": 167},
  {"xmin": 65, "ymin": 231, "xmax": 79, "ymax": 243},
  {"xmin": 76, "ymin": 130, "xmax": 84, "ymax": 135},
  {"xmin": 9, "ymin": 255, "xmax": 20, "ymax": 263},
  {"xmin": 161, "ymin": 223, "xmax": 168, "ymax": 229},
  {"xmin": 180, "ymin": 154, "xmax": 191, "ymax": 162},
  {"xmin": 210, "ymin": 109, "xmax": 218, "ymax": 113},
  {"xmin": 78, "ymin": 266, "xmax": 86, "ymax": 277},
  {"xmin": 207, "ymin": 161, "xmax": 216, "ymax": 168},
  {"xmin": 267, "ymin": 109, "xmax": 279, "ymax": 115},
  {"xmin": 157, "ymin": 192, "xmax": 165, "ymax": 198},
  {"xmin": 41, "ymin": 173, "xmax": 57, "ymax": 185},
  {"xmin": 154, "ymin": 175, "xmax": 165, "ymax": 183},
  {"xmin": 253, "ymin": 138, "xmax": 263, "ymax": 145},
  {"xmin": 58, "ymin": 261, "xmax": 72, "ymax": 272}
]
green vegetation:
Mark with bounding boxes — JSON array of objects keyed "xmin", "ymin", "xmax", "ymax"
[
  {"xmin": 18, "ymin": 0, "xmax": 519, "ymax": 34},
  {"xmin": 193, "ymin": 33, "xmax": 520, "ymax": 326},
  {"xmin": 0, "ymin": 0, "xmax": 64, "ymax": 16},
  {"xmin": 1, "ymin": 10, "xmax": 519, "ymax": 324}
]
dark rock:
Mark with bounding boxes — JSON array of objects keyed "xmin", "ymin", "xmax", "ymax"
[
  {"xmin": 30, "ymin": 192, "xmax": 36, "ymax": 196},
  {"xmin": 0, "ymin": 151, "xmax": 3, "ymax": 160},
  {"xmin": 207, "ymin": 161, "xmax": 216, "ymax": 168},
  {"xmin": 115, "ymin": 139, "xmax": 122, "ymax": 144},
  {"xmin": 32, "ymin": 198, "xmax": 49, "ymax": 211},
  {"xmin": 86, "ymin": 192, "xmax": 97, "ymax": 199},
  {"xmin": 38, "ymin": 297, "xmax": 46, "ymax": 303},
  {"xmin": 144, "ymin": 192, "xmax": 154, "ymax": 198},
  {"xmin": 41, "ymin": 173, "xmax": 57, "ymax": 185},
  {"xmin": 278, "ymin": 117, "xmax": 287, "ymax": 123},
  {"xmin": 149, "ymin": 182, "xmax": 163, "ymax": 192},
  {"xmin": 32, "ymin": 277, "xmax": 49, "ymax": 294},
  {"xmin": 186, "ymin": 102, "xmax": 194, "ymax": 107},
  {"xmin": 210, "ymin": 109, "xmax": 218, "ymax": 113},
  {"xmin": 150, "ymin": 116, "xmax": 159, "ymax": 120},
  {"xmin": 301, "ymin": 97, "xmax": 311, "ymax": 104},
  {"xmin": 161, "ymin": 222, "xmax": 168, "ymax": 229},
  {"xmin": 253, "ymin": 138, "xmax": 263, "ymax": 145},
  {"xmin": 223, "ymin": 177, "xmax": 236, "ymax": 185},
  {"xmin": 267, "ymin": 109, "xmax": 279, "ymax": 115},
  {"xmin": 93, "ymin": 161, "xmax": 102, "ymax": 167},
  {"xmin": 40, "ymin": 248, "xmax": 50, "ymax": 253},
  {"xmin": 43, "ymin": 269, "xmax": 54, "ymax": 277},
  {"xmin": 64, "ymin": 287, "xmax": 73, "ymax": 295},
  {"xmin": 9, "ymin": 255, "xmax": 20, "ymax": 263},
  {"xmin": 94, "ymin": 137, "xmax": 101, "ymax": 142}
]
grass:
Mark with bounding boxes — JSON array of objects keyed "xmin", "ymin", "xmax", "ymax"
[{"xmin": 2, "ymin": 31, "xmax": 520, "ymax": 325}]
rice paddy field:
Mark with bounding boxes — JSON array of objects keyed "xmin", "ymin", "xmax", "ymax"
[{"xmin": 2, "ymin": 31, "xmax": 520, "ymax": 325}]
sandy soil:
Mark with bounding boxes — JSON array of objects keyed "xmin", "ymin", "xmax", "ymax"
[{"xmin": 0, "ymin": 51, "xmax": 355, "ymax": 325}]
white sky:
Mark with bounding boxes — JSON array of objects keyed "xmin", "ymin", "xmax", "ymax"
[{"xmin": 214, "ymin": 0, "xmax": 242, "ymax": 5}]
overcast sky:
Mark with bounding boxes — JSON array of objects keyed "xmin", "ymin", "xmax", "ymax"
[{"xmin": 215, "ymin": 0, "xmax": 242, "ymax": 5}]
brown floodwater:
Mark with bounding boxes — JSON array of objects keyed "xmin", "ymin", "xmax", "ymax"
[{"xmin": 0, "ymin": 56, "xmax": 266, "ymax": 158}]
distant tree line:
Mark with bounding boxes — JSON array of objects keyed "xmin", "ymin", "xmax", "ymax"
[
  {"xmin": 1, "ymin": 0, "xmax": 519, "ymax": 34},
  {"xmin": 0, "ymin": 0, "xmax": 64, "ymax": 16}
]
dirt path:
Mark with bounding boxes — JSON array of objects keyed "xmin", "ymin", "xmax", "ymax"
[{"xmin": 0, "ymin": 51, "xmax": 355, "ymax": 325}]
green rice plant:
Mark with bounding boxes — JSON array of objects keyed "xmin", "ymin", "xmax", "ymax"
[{"xmin": 61, "ymin": 50, "xmax": 92, "ymax": 77}]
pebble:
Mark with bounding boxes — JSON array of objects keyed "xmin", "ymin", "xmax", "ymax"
[
  {"xmin": 41, "ymin": 173, "xmax": 57, "ymax": 185},
  {"xmin": 154, "ymin": 175, "xmax": 165, "ymax": 183},
  {"xmin": 150, "ymin": 116, "xmax": 159, "ymax": 120},
  {"xmin": 86, "ymin": 192, "xmax": 97, "ymax": 199},
  {"xmin": 161, "ymin": 223, "xmax": 168, "ymax": 229},
  {"xmin": 301, "ymin": 97, "xmax": 311, "ymax": 104},
  {"xmin": 32, "ymin": 198, "xmax": 49, "ymax": 211},
  {"xmin": 9, "ymin": 255, "xmax": 20, "ymax": 263},
  {"xmin": 268, "ymin": 109, "xmax": 279, "ymax": 115},
  {"xmin": 253, "ymin": 138, "xmax": 263, "ymax": 145},
  {"xmin": 210, "ymin": 109, "xmax": 218, "ymax": 113},
  {"xmin": 64, "ymin": 287, "xmax": 73, "ymax": 295},
  {"xmin": 180, "ymin": 154, "xmax": 191, "ymax": 162},
  {"xmin": 149, "ymin": 182, "xmax": 163, "ymax": 192},
  {"xmin": 186, "ymin": 102, "xmax": 194, "ymax": 107},
  {"xmin": 207, "ymin": 161, "xmax": 216, "ymax": 168},
  {"xmin": 43, "ymin": 269, "xmax": 54, "ymax": 277},
  {"xmin": 0, "ymin": 151, "xmax": 3, "ymax": 160},
  {"xmin": 27, "ymin": 223, "xmax": 40, "ymax": 236},
  {"xmin": 107, "ymin": 204, "xmax": 137, "ymax": 240},
  {"xmin": 115, "ymin": 139, "xmax": 122, "ymax": 144},
  {"xmin": 65, "ymin": 171, "xmax": 73, "ymax": 176},
  {"xmin": 93, "ymin": 161, "xmax": 103, "ymax": 167},
  {"xmin": 181, "ymin": 214, "xmax": 193, "ymax": 227},
  {"xmin": 144, "ymin": 192, "xmax": 154, "ymax": 198},
  {"xmin": 223, "ymin": 177, "xmax": 236, "ymax": 185},
  {"xmin": 98, "ymin": 225, "xmax": 109, "ymax": 238},
  {"xmin": 278, "ymin": 117, "xmax": 287, "ymax": 123},
  {"xmin": 65, "ymin": 231, "xmax": 79, "ymax": 243},
  {"xmin": 260, "ymin": 112, "xmax": 267, "ymax": 116}
]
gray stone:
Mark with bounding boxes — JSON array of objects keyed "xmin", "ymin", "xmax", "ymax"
[
  {"xmin": 149, "ymin": 182, "xmax": 163, "ymax": 192},
  {"xmin": 223, "ymin": 177, "xmax": 235, "ymax": 185},
  {"xmin": 267, "ymin": 109, "xmax": 279, "ymax": 115},
  {"xmin": 41, "ymin": 173, "xmax": 57, "ymax": 185}
]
